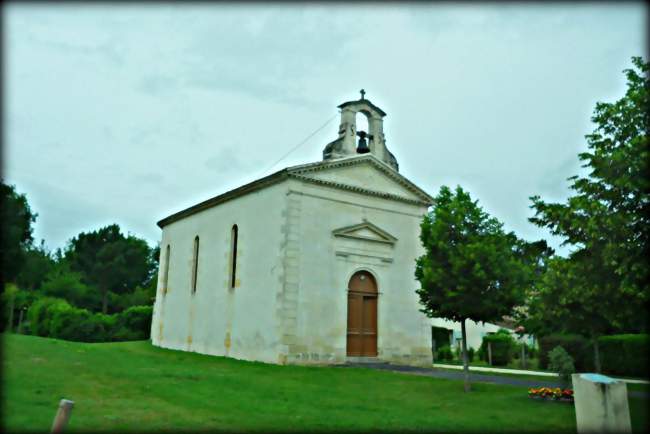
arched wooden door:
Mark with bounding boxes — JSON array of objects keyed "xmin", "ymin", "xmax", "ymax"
[{"xmin": 346, "ymin": 271, "xmax": 378, "ymax": 357}]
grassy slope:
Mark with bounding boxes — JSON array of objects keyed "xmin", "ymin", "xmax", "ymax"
[{"xmin": 2, "ymin": 334, "xmax": 646, "ymax": 433}]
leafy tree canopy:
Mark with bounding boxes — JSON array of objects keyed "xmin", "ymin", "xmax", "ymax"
[
  {"xmin": 415, "ymin": 185, "xmax": 545, "ymax": 391},
  {"xmin": 64, "ymin": 224, "xmax": 156, "ymax": 313},
  {"xmin": 529, "ymin": 57, "xmax": 649, "ymax": 321},
  {"xmin": 1, "ymin": 182, "xmax": 37, "ymax": 284},
  {"xmin": 525, "ymin": 57, "xmax": 649, "ymax": 370},
  {"xmin": 416, "ymin": 185, "xmax": 537, "ymax": 325}
]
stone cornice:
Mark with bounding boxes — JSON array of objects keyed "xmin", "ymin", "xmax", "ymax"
[
  {"xmin": 290, "ymin": 174, "xmax": 429, "ymax": 206},
  {"xmin": 332, "ymin": 220, "xmax": 398, "ymax": 245},
  {"xmin": 288, "ymin": 155, "xmax": 434, "ymax": 205}
]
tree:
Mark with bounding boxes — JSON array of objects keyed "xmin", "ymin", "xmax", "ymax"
[
  {"xmin": 0, "ymin": 182, "xmax": 37, "ymax": 285},
  {"xmin": 528, "ymin": 57, "xmax": 649, "ymax": 370},
  {"xmin": 415, "ymin": 185, "xmax": 534, "ymax": 392},
  {"xmin": 16, "ymin": 240, "xmax": 56, "ymax": 291},
  {"xmin": 40, "ymin": 262, "xmax": 102, "ymax": 312},
  {"xmin": 64, "ymin": 224, "xmax": 156, "ymax": 313}
]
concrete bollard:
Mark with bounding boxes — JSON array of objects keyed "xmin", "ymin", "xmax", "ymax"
[
  {"xmin": 572, "ymin": 373, "xmax": 631, "ymax": 433},
  {"xmin": 51, "ymin": 399, "xmax": 74, "ymax": 433}
]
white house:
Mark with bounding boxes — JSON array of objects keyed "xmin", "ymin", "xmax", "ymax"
[
  {"xmin": 431, "ymin": 318, "xmax": 535, "ymax": 353},
  {"xmin": 151, "ymin": 94, "xmax": 435, "ymax": 367}
]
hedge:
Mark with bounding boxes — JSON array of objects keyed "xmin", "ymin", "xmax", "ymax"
[
  {"xmin": 599, "ymin": 334, "xmax": 649, "ymax": 377},
  {"xmin": 27, "ymin": 297, "xmax": 152, "ymax": 343},
  {"xmin": 539, "ymin": 333, "xmax": 649, "ymax": 378},
  {"xmin": 539, "ymin": 334, "xmax": 593, "ymax": 372},
  {"xmin": 479, "ymin": 332, "xmax": 515, "ymax": 366}
]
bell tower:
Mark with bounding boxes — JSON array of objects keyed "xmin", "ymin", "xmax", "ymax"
[{"xmin": 322, "ymin": 90, "xmax": 399, "ymax": 171}]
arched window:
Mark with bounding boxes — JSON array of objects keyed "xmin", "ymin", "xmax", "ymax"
[
  {"xmin": 162, "ymin": 244, "xmax": 170, "ymax": 295},
  {"xmin": 230, "ymin": 225, "xmax": 238, "ymax": 289},
  {"xmin": 191, "ymin": 236, "xmax": 199, "ymax": 294}
]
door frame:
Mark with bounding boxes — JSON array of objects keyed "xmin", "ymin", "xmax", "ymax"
[{"xmin": 346, "ymin": 269, "xmax": 379, "ymax": 357}]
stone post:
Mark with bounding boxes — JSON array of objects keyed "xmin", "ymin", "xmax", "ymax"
[{"xmin": 572, "ymin": 373, "xmax": 631, "ymax": 433}]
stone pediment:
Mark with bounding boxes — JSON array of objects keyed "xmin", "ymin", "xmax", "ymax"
[
  {"xmin": 332, "ymin": 220, "xmax": 397, "ymax": 245},
  {"xmin": 288, "ymin": 155, "xmax": 433, "ymax": 206}
]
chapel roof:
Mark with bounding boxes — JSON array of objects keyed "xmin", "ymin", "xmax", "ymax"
[{"xmin": 157, "ymin": 154, "xmax": 433, "ymax": 228}]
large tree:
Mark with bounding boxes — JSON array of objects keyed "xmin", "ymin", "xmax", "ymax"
[
  {"xmin": 64, "ymin": 224, "xmax": 156, "ymax": 313},
  {"xmin": 528, "ymin": 57, "xmax": 649, "ymax": 369},
  {"xmin": 0, "ymin": 182, "xmax": 37, "ymax": 286},
  {"xmin": 415, "ymin": 185, "xmax": 536, "ymax": 392},
  {"xmin": 16, "ymin": 240, "xmax": 56, "ymax": 291}
]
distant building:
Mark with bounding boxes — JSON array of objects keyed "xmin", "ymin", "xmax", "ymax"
[
  {"xmin": 151, "ymin": 93, "xmax": 434, "ymax": 366},
  {"xmin": 431, "ymin": 318, "xmax": 535, "ymax": 354}
]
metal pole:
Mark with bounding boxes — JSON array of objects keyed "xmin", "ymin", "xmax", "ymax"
[{"xmin": 51, "ymin": 399, "xmax": 74, "ymax": 433}]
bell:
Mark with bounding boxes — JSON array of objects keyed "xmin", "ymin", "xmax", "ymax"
[{"xmin": 356, "ymin": 131, "xmax": 370, "ymax": 154}]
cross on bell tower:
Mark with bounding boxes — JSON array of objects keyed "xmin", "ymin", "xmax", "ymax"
[{"xmin": 360, "ymin": 89, "xmax": 366, "ymax": 100}]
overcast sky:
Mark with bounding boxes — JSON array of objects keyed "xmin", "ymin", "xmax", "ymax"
[{"xmin": 4, "ymin": 3, "xmax": 647, "ymax": 255}]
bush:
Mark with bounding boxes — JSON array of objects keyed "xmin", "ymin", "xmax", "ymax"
[
  {"xmin": 436, "ymin": 346, "xmax": 453, "ymax": 362},
  {"xmin": 599, "ymin": 334, "xmax": 649, "ymax": 378},
  {"xmin": 27, "ymin": 297, "xmax": 71, "ymax": 337},
  {"xmin": 49, "ymin": 305, "xmax": 92, "ymax": 341},
  {"xmin": 479, "ymin": 332, "xmax": 515, "ymax": 366},
  {"xmin": 109, "ymin": 287, "xmax": 154, "ymax": 314},
  {"xmin": 539, "ymin": 334, "xmax": 593, "ymax": 372},
  {"xmin": 548, "ymin": 346, "xmax": 575, "ymax": 387},
  {"xmin": 467, "ymin": 347, "xmax": 475, "ymax": 362},
  {"xmin": 114, "ymin": 305, "xmax": 153, "ymax": 341},
  {"xmin": 25, "ymin": 294, "xmax": 151, "ymax": 343}
]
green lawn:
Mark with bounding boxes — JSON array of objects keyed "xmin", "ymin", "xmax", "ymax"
[{"xmin": 2, "ymin": 334, "xmax": 647, "ymax": 433}]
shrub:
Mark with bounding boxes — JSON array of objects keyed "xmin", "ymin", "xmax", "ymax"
[
  {"xmin": 598, "ymin": 334, "xmax": 649, "ymax": 377},
  {"xmin": 109, "ymin": 287, "xmax": 154, "ymax": 313},
  {"xmin": 49, "ymin": 305, "xmax": 92, "ymax": 341},
  {"xmin": 479, "ymin": 332, "xmax": 515, "ymax": 366},
  {"xmin": 539, "ymin": 334, "xmax": 592, "ymax": 372},
  {"xmin": 27, "ymin": 297, "xmax": 71, "ymax": 337},
  {"xmin": 467, "ymin": 347, "xmax": 475, "ymax": 362},
  {"xmin": 548, "ymin": 346, "xmax": 575, "ymax": 387},
  {"xmin": 436, "ymin": 346, "xmax": 453, "ymax": 362},
  {"xmin": 114, "ymin": 305, "xmax": 153, "ymax": 341}
]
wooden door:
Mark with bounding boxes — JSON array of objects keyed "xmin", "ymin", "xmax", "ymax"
[{"xmin": 346, "ymin": 271, "xmax": 377, "ymax": 357}]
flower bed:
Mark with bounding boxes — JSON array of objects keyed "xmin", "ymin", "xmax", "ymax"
[{"xmin": 528, "ymin": 387, "xmax": 574, "ymax": 403}]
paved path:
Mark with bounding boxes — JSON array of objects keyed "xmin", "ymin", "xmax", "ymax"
[
  {"xmin": 434, "ymin": 363, "xmax": 650, "ymax": 384},
  {"xmin": 338, "ymin": 362, "xmax": 648, "ymax": 398}
]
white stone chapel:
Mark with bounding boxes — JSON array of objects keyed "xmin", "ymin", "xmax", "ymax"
[{"xmin": 151, "ymin": 93, "xmax": 434, "ymax": 367}]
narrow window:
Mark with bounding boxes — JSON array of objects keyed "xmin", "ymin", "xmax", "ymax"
[
  {"xmin": 230, "ymin": 225, "xmax": 238, "ymax": 289},
  {"xmin": 191, "ymin": 236, "xmax": 199, "ymax": 294},
  {"xmin": 162, "ymin": 244, "xmax": 171, "ymax": 295}
]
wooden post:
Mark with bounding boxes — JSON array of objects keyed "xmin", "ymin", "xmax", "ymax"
[
  {"xmin": 51, "ymin": 399, "xmax": 74, "ymax": 433},
  {"xmin": 487, "ymin": 342, "xmax": 492, "ymax": 366},
  {"xmin": 6, "ymin": 295, "xmax": 15, "ymax": 332},
  {"xmin": 16, "ymin": 308, "xmax": 25, "ymax": 334}
]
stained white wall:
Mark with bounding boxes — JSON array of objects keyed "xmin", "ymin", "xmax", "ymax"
[
  {"xmin": 283, "ymin": 175, "xmax": 432, "ymax": 367},
  {"xmin": 151, "ymin": 156, "xmax": 434, "ymax": 367},
  {"xmin": 151, "ymin": 182, "xmax": 286, "ymax": 364}
]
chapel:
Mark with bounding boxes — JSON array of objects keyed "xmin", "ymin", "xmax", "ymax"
[{"xmin": 150, "ymin": 92, "xmax": 434, "ymax": 367}]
